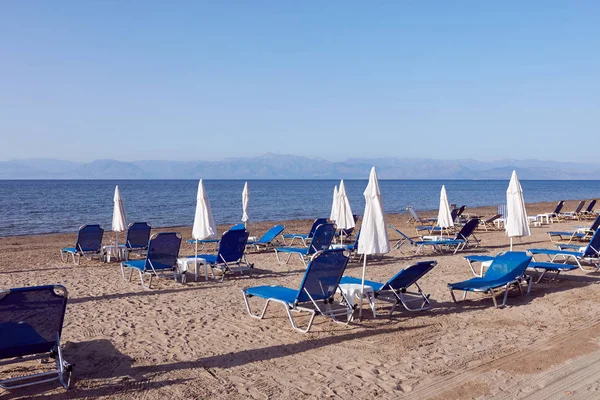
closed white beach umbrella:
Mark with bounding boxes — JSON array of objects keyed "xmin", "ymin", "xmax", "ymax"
[
  {"xmin": 437, "ymin": 185, "xmax": 454, "ymax": 233},
  {"xmin": 192, "ymin": 179, "xmax": 217, "ymax": 267},
  {"xmin": 335, "ymin": 180, "xmax": 355, "ymax": 243},
  {"xmin": 242, "ymin": 181, "xmax": 249, "ymax": 225},
  {"xmin": 330, "ymin": 185, "xmax": 339, "ymax": 222},
  {"xmin": 506, "ymin": 170, "xmax": 531, "ymax": 250},
  {"xmin": 112, "ymin": 185, "xmax": 127, "ymax": 244},
  {"xmin": 357, "ymin": 167, "xmax": 390, "ymax": 318}
]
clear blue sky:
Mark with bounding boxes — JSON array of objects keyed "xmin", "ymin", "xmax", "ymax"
[{"xmin": 1, "ymin": 1, "xmax": 598, "ymax": 162}]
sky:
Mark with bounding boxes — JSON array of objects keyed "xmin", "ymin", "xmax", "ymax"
[{"xmin": 1, "ymin": 1, "xmax": 599, "ymax": 162}]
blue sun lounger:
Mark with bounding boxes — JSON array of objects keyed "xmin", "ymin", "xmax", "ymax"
[
  {"xmin": 242, "ymin": 249, "xmax": 352, "ymax": 333},
  {"xmin": 247, "ymin": 224, "xmax": 285, "ymax": 250},
  {"xmin": 60, "ymin": 224, "xmax": 104, "ymax": 264},
  {"xmin": 186, "ymin": 223, "xmax": 245, "ymax": 250},
  {"xmin": 414, "ymin": 218, "xmax": 480, "ymax": 254},
  {"xmin": 0, "ymin": 285, "xmax": 73, "ymax": 391},
  {"xmin": 121, "ymin": 222, "xmax": 152, "ymax": 255},
  {"xmin": 275, "ymin": 223, "xmax": 336, "ymax": 267},
  {"xmin": 449, "ymin": 251, "xmax": 532, "ymax": 308},
  {"xmin": 464, "ymin": 253, "xmax": 578, "ymax": 283},
  {"xmin": 188, "ymin": 228, "xmax": 251, "ymax": 281},
  {"xmin": 529, "ymin": 227, "xmax": 600, "ymax": 272},
  {"xmin": 282, "ymin": 218, "xmax": 328, "ymax": 246},
  {"xmin": 339, "ymin": 260, "xmax": 437, "ymax": 316},
  {"xmin": 121, "ymin": 232, "xmax": 182, "ymax": 289},
  {"xmin": 547, "ymin": 215, "xmax": 600, "ymax": 243},
  {"xmin": 581, "ymin": 199, "xmax": 597, "ymax": 218}
]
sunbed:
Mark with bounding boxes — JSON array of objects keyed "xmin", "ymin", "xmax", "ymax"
[
  {"xmin": 275, "ymin": 223, "xmax": 336, "ymax": 266},
  {"xmin": 479, "ymin": 214, "xmax": 502, "ymax": 231},
  {"xmin": 186, "ymin": 223, "xmax": 245, "ymax": 250},
  {"xmin": 0, "ymin": 285, "xmax": 73, "ymax": 391},
  {"xmin": 242, "ymin": 249, "xmax": 352, "ymax": 333},
  {"xmin": 581, "ymin": 199, "xmax": 597, "ymax": 219},
  {"xmin": 414, "ymin": 218, "xmax": 480, "ymax": 254},
  {"xmin": 528, "ymin": 227, "xmax": 600, "ymax": 272},
  {"xmin": 388, "ymin": 224, "xmax": 416, "ymax": 251},
  {"xmin": 339, "ymin": 260, "xmax": 437, "ymax": 316},
  {"xmin": 121, "ymin": 222, "xmax": 152, "ymax": 256},
  {"xmin": 247, "ymin": 224, "xmax": 285, "ymax": 250},
  {"xmin": 121, "ymin": 232, "xmax": 182, "ymax": 289},
  {"xmin": 282, "ymin": 218, "xmax": 328, "ymax": 246},
  {"xmin": 560, "ymin": 200, "xmax": 585, "ymax": 220},
  {"xmin": 547, "ymin": 215, "xmax": 600, "ymax": 243},
  {"xmin": 537, "ymin": 201, "xmax": 565, "ymax": 224},
  {"xmin": 448, "ymin": 252, "xmax": 532, "ymax": 308},
  {"xmin": 60, "ymin": 224, "xmax": 104, "ymax": 264},
  {"xmin": 188, "ymin": 228, "xmax": 251, "ymax": 281}
]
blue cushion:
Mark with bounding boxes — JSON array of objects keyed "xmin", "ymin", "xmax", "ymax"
[
  {"xmin": 122, "ymin": 260, "xmax": 146, "ymax": 270},
  {"xmin": 276, "ymin": 247, "xmax": 309, "ymax": 255},
  {"xmin": 528, "ymin": 248, "xmax": 583, "ymax": 257},
  {"xmin": 529, "ymin": 262, "xmax": 578, "ymax": 271},
  {"xmin": 61, "ymin": 247, "xmax": 77, "ymax": 253},
  {"xmin": 448, "ymin": 277, "xmax": 519, "ymax": 291},
  {"xmin": 186, "ymin": 239, "xmax": 219, "ymax": 244},
  {"xmin": 282, "ymin": 234, "xmax": 308, "ymax": 239},
  {"xmin": 339, "ymin": 276, "xmax": 384, "ymax": 291},
  {"xmin": 416, "ymin": 239, "xmax": 464, "ymax": 246},
  {"xmin": 245, "ymin": 286, "xmax": 298, "ymax": 304},
  {"xmin": 464, "ymin": 255, "xmax": 495, "ymax": 262}
]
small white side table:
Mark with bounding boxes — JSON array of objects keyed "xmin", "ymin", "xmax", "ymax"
[
  {"xmin": 338, "ymin": 283, "xmax": 376, "ymax": 318},
  {"xmin": 177, "ymin": 257, "xmax": 212, "ymax": 282},
  {"xmin": 103, "ymin": 245, "xmax": 127, "ymax": 262}
]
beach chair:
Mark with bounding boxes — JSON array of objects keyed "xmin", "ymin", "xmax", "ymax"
[
  {"xmin": 453, "ymin": 205, "xmax": 467, "ymax": 223},
  {"xmin": 121, "ymin": 222, "xmax": 152, "ymax": 256},
  {"xmin": 548, "ymin": 214, "xmax": 600, "ymax": 243},
  {"xmin": 60, "ymin": 224, "xmax": 104, "ymax": 264},
  {"xmin": 247, "ymin": 224, "xmax": 285, "ymax": 250},
  {"xmin": 187, "ymin": 228, "xmax": 251, "ymax": 281},
  {"xmin": 528, "ymin": 227, "xmax": 600, "ymax": 272},
  {"xmin": 339, "ymin": 260, "xmax": 437, "ymax": 316},
  {"xmin": 537, "ymin": 201, "xmax": 565, "ymax": 224},
  {"xmin": 331, "ymin": 228, "xmax": 361, "ymax": 253},
  {"xmin": 242, "ymin": 249, "xmax": 352, "ymax": 333},
  {"xmin": 464, "ymin": 253, "xmax": 579, "ymax": 283},
  {"xmin": 275, "ymin": 223, "xmax": 336, "ymax": 267},
  {"xmin": 282, "ymin": 218, "xmax": 328, "ymax": 246},
  {"xmin": 0, "ymin": 285, "xmax": 73, "ymax": 391},
  {"xmin": 560, "ymin": 200, "xmax": 585, "ymax": 220},
  {"xmin": 121, "ymin": 232, "xmax": 182, "ymax": 289},
  {"xmin": 388, "ymin": 225, "xmax": 416, "ymax": 251},
  {"xmin": 581, "ymin": 199, "xmax": 597, "ymax": 219},
  {"xmin": 448, "ymin": 252, "xmax": 532, "ymax": 308},
  {"xmin": 479, "ymin": 214, "xmax": 502, "ymax": 231},
  {"xmin": 186, "ymin": 223, "xmax": 245, "ymax": 250},
  {"xmin": 414, "ymin": 218, "xmax": 480, "ymax": 254},
  {"xmin": 406, "ymin": 206, "xmax": 436, "ymax": 225}
]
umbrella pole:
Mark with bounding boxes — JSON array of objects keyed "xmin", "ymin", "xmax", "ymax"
[{"xmin": 359, "ymin": 254, "xmax": 367, "ymax": 320}]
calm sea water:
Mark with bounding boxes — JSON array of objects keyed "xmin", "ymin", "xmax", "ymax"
[{"xmin": 0, "ymin": 180, "xmax": 598, "ymax": 237}]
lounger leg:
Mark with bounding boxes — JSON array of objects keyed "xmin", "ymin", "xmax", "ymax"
[
  {"xmin": 286, "ymin": 307, "xmax": 316, "ymax": 333},
  {"xmin": 490, "ymin": 289, "xmax": 499, "ymax": 307},
  {"xmin": 462, "ymin": 291, "xmax": 467, "ymax": 301},
  {"xmin": 242, "ymin": 291, "xmax": 271, "ymax": 319},
  {"xmin": 274, "ymin": 249, "xmax": 282, "ymax": 263},
  {"xmin": 300, "ymin": 254, "xmax": 307, "ymax": 267},
  {"xmin": 449, "ymin": 289, "xmax": 457, "ymax": 303},
  {"xmin": 285, "ymin": 253, "xmax": 293, "ymax": 264}
]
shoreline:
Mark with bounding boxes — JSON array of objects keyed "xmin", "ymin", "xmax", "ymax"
[{"xmin": 0, "ymin": 198, "xmax": 593, "ymax": 241}]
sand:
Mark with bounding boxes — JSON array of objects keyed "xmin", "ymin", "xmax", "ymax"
[{"xmin": 1, "ymin": 199, "xmax": 600, "ymax": 399}]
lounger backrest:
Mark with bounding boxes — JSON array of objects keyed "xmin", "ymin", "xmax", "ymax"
[
  {"xmin": 296, "ymin": 249, "xmax": 350, "ymax": 303},
  {"xmin": 455, "ymin": 218, "xmax": 480, "ymax": 240},
  {"xmin": 381, "ymin": 261, "xmax": 437, "ymax": 291},
  {"xmin": 145, "ymin": 232, "xmax": 182, "ymax": 271},
  {"xmin": 450, "ymin": 208, "xmax": 459, "ymax": 221},
  {"xmin": 217, "ymin": 228, "xmax": 249, "ymax": 262},
  {"xmin": 257, "ymin": 225, "xmax": 285, "ymax": 243},
  {"xmin": 389, "ymin": 225, "xmax": 415, "ymax": 245},
  {"xmin": 455, "ymin": 205, "xmax": 466, "ymax": 220},
  {"xmin": 407, "ymin": 207, "xmax": 422, "ymax": 223},
  {"xmin": 583, "ymin": 228, "xmax": 600, "ymax": 257},
  {"xmin": 586, "ymin": 200, "xmax": 597, "ymax": 213},
  {"xmin": 483, "ymin": 252, "xmax": 531, "ymax": 281},
  {"xmin": 308, "ymin": 218, "xmax": 328, "ymax": 238},
  {"xmin": 76, "ymin": 224, "xmax": 104, "ymax": 252},
  {"xmin": 0, "ymin": 285, "xmax": 68, "ymax": 359},
  {"xmin": 553, "ymin": 201, "xmax": 565, "ymax": 215},
  {"xmin": 590, "ymin": 215, "xmax": 600, "ymax": 232},
  {"xmin": 230, "ymin": 223, "xmax": 246, "ymax": 231},
  {"xmin": 574, "ymin": 201, "xmax": 585, "ymax": 214},
  {"xmin": 126, "ymin": 222, "xmax": 151, "ymax": 249},
  {"xmin": 308, "ymin": 223, "xmax": 336, "ymax": 255},
  {"xmin": 485, "ymin": 214, "xmax": 502, "ymax": 224}
]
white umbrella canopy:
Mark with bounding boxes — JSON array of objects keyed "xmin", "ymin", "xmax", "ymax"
[
  {"xmin": 436, "ymin": 185, "xmax": 454, "ymax": 230},
  {"xmin": 241, "ymin": 181, "xmax": 249, "ymax": 225},
  {"xmin": 112, "ymin": 185, "xmax": 127, "ymax": 244},
  {"xmin": 335, "ymin": 180, "xmax": 355, "ymax": 231},
  {"xmin": 329, "ymin": 185, "xmax": 339, "ymax": 222},
  {"xmin": 192, "ymin": 179, "xmax": 217, "ymax": 241},
  {"xmin": 357, "ymin": 167, "xmax": 390, "ymax": 318},
  {"xmin": 506, "ymin": 170, "xmax": 531, "ymax": 250}
]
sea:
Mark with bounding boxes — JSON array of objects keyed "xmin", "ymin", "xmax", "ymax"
[{"xmin": 0, "ymin": 179, "xmax": 598, "ymax": 237}]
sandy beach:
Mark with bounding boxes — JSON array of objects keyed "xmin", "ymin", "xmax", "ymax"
[{"xmin": 2, "ymin": 199, "xmax": 600, "ymax": 399}]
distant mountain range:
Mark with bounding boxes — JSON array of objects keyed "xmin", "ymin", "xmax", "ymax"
[{"xmin": 0, "ymin": 154, "xmax": 598, "ymax": 179}]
